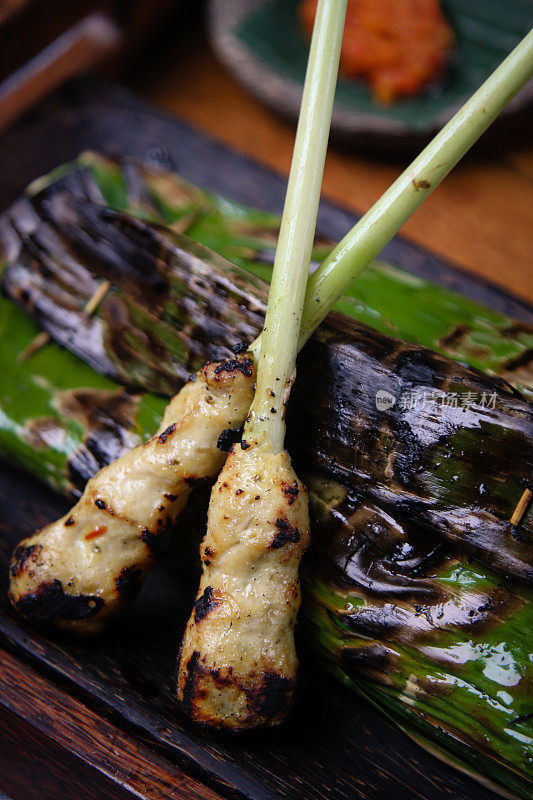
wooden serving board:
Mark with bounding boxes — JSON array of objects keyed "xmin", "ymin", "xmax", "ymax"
[{"xmin": 0, "ymin": 80, "xmax": 530, "ymax": 800}]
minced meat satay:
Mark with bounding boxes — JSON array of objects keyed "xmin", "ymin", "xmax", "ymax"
[
  {"xmin": 177, "ymin": 445, "xmax": 309, "ymax": 728},
  {"xmin": 9, "ymin": 356, "xmax": 255, "ymax": 635}
]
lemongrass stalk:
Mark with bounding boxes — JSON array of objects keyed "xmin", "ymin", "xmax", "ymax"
[
  {"xmin": 295, "ymin": 28, "xmax": 533, "ymax": 345},
  {"xmin": 244, "ymin": 0, "xmax": 347, "ymax": 452}
]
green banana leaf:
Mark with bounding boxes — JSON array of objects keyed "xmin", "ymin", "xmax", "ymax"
[{"xmin": 1, "ymin": 287, "xmax": 531, "ymax": 797}]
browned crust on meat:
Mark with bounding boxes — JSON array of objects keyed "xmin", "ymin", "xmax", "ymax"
[
  {"xmin": 193, "ymin": 586, "xmax": 219, "ymax": 623},
  {"xmin": 271, "ymin": 517, "xmax": 301, "ymax": 549},
  {"xmin": 10, "ymin": 579, "xmax": 104, "ymax": 625},
  {"xmin": 201, "ymin": 355, "xmax": 256, "ymax": 388},
  {"xmin": 178, "ymin": 650, "xmax": 296, "ymax": 728},
  {"xmin": 281, "ymin": 480, "xmax": 299, "ymax": 504},
  {"xmin": 158, "ymin": 423, "xmax": 176, "ymax": 443}
]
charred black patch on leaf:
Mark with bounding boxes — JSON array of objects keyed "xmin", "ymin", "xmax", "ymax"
[
  {"xmin": 164, "ymin": 492, "xmax": 178, "ymax": 502},
  {"xmin": 511, "ymin": 522, "xmax": 531, "ymax": 544},
  {"xmin": 10, "ymin": 543, "xmax": 40, "ymax": 578},
  {"xmin": 64, "ymin": 516, "xmax": 75, "ymax": 526},
  {"xmin": 232, "ymin": 342, "xmax": 249, "ymax": 354},
  {"xmin": 213, "ymin": 357, "xmax": 254, "ymax": 378},
  {"xmin": 341, "ymin": 643, "xmax": 396, "ymax": 678},
  {"xmin": 272, "ymin": 518, "xmax": 300, "ymax": 548},
  {"xmin": 438, "ymin": 324, "xmax": 470, "ymax": 350},
  {"xmin": 217, "ymin": 426, "xmax": 243, "ymax": 452},
  {"xmin": 502, "ymin": 348, "xmax": 533, "ymax": 373},
  {"xmin": 281, "ymin": 481, "xmax": 299, "ymax": 505},
  {"xmin": 115, "ymin": 566, "xmax": 143, "ymax": 602},
  {"xmin": 194, "ymin": 586, "xmax": 219, "ymax": 623},
  {"xmin": 15, "ymin": 579, "xmax": 104, "ymax": 622},
  {"xmin": 158, "ymin": 423, "xmax": 176, "ymax": 444},
  {"xmin": 58, "ymin": 388, "xmax": 139, "ymax": 494}
]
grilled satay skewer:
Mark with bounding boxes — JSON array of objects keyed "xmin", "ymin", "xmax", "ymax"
[
  {"xmin": 176, "ymin": 0, "xmax": 345, "ymax": 729},
  {"xmin": 9, "ymin": 28, "xmax": 533, "ymax": 635},
  {"xmin": 9, "ymin": 358, "xmax": 255, "ymax": 634}
]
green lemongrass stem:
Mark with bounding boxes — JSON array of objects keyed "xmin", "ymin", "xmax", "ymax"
[
  {"xmin": 244, "ymin": 0, "xmax": 347, "ymax": 452},
  {"xmin": 248, "ymin": 28, "xmax": 533, "ymax": 359}
]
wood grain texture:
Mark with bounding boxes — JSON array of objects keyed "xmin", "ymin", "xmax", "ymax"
[
  {"xmin": 0, "ymin": 648, "xmax": 223, "ymax": 800},
  {"xmin": 132, "ymin": 25, "xmax": 533, "ymax": 304},
  {"xmin": 0, "ymin": 705, "xmax": 135, "ymax": 800}
]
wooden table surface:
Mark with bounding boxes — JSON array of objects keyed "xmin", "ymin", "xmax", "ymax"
[{"xmin": 134, "ymin": 23, "xmax": 533, "ymax": 306}]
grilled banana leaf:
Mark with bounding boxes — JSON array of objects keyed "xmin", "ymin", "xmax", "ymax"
[
  {"xmin": 0, "ymin": 157, "xmax": 531, "ymax": 798},
  {"xmin": 2, "ymin": 183, "xmax": 531, "ymax": 581},
  {"xmin": 304, "ymin": 474, "xmax": 532, "ymax": 800},
  {"xmin": 11, "ymin": 152, "xmax": 533, "ymax": 394}
]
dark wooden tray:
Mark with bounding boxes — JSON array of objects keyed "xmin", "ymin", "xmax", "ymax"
[{"xmin": 0, "ymin": 80, "xmax": 529, "ymax": 800}]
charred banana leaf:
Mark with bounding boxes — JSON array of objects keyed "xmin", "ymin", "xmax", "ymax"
[
  {"xmin": 0, "ymin": 294, "xmax": 165, "ymax": 496},
  {"xmin": 304, "ymin": 473, "xmax": 532, "ymax": 800},
  {"xmin": 9, "ymin": 152, "xmax": 533, "ymax": 393},
  {"xmin": 2, "ymin": 192, "xmax": 531, "ymax": 581}
]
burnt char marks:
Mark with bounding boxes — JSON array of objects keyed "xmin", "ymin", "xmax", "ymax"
[
  {"xmin": 58, "ymin": 388, "xmax": 139, "ymax": 494},
  {"xmin": 251, "ymin": 672, "xmax": 294, "ymax": 718},
  {"xmin": 141, "ymin": 523, "xmax": 173, "ymax": 557},
  {"xmin": 158, "ymin": 423, "xmax": 176, "ymax": 444},
  {"xmin": 281, "ymin": 480, "xmax": 299, "ymax": 505},
  {"xmin": 231, "ymin": 342, "xmax": 249, "ymax": 355},
  {"xmin": 213, "ymin": 357, "xmax": 254, "ymax": 378},
  {"xmin": 217, "ymin": 426, "xmax": 243, "ymax": 452},
  {"xmin": 181, "ymin": 650, "xmax": 202, "ymax": 716},
  {"xmin": 207, "ymin": 667, "xmax": 294, "ymax": 718},
  {"xmin": 341, "ymin": 643, "xmax": 396, "ymax": 679},
  {"xmin": 194, "ymin": 586, "xmax": 219, "ymax": 623},
  {"xmin": 14, "ymin": 579, "xmax": 104, "ymax": 623},
  {"xmin": 272, "ymin": 518, "xmax": 301, "ymax": 549},
  {"xmin": 10, "ymin": 543, "xmax": 41, "ymax": 578},
  {"xmin": 115, "ymin": 566, "xmax": 143, "ymax": 602},
  {"xmin": 179, "ymin": 652, "xmax": 294, "ymax": 725}
]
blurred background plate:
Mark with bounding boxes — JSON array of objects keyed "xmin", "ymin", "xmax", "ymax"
[{"xmin": 208, "ymin": 0, "xmax": 533, "ymax": 151}]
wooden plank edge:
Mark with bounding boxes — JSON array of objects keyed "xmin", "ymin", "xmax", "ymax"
[{"xmin": 0, "ymin": 646, "xmax": 224, "ymax": 800}]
